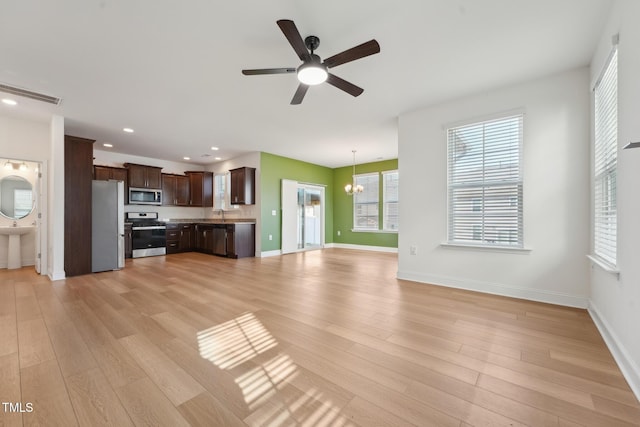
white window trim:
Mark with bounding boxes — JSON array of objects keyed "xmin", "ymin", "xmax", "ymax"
[
  {"xmin": 352, "ymin": 172, "xmax": 380, "ymax": 231},
  {"xmin": 591, "ymin": 43, "xmax": 618, "ymax": 269},
  {"xmin": 446, "ymin": 112, "xmax": 524, "ymax": 249},
  {"xmin": 382, "ymin": 169, "xmax": 399, "ymax": 232}
]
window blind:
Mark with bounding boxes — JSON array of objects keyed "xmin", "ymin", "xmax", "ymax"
[
  {"xmin": 593, "ymin": 48, "xmax": 618, "ymax": 266},
  {"xmin": 353, "ymin": 173, "xmax": 379, "ymax": 230},
  {"xmin": 213, "ymin": 173, "xmax": 227, "ymax": 210},
  {"xmin": 447, "ymin": 114, "xmax": 523, "ymax": 247},
  {"xmin": 382, "ymin": 170, "xmax": 399, "ymax": 231}
]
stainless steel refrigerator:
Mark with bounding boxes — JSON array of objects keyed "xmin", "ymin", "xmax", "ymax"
[{"xmin": 92, "ymin": 180, "xmax": 125, "ymax": 272}]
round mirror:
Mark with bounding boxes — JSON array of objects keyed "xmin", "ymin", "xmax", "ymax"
[{"xmin": 0, "ymin": 175, "xmax": 34, "ymax": 219}]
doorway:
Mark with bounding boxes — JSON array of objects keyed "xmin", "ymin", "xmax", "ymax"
[{"xmin": 281, "ymin": 180, "xmax": 325, "ymax": 254}]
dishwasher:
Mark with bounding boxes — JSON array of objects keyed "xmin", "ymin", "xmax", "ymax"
[{"xmin": 212, "ymin": 225, "xmax": 227, "ymax": 256}]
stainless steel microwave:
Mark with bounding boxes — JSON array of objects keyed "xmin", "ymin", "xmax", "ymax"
[{"xmin": 128, "ymin": 187, "xmax": 162, "ymax": 205}]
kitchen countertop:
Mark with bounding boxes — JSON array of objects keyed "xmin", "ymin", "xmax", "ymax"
[{"xmin": 163, "ymin": 218, "xmax": 256, "ymax": 225}]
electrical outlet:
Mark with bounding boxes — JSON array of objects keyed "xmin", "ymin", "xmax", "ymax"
[
  {"xmin": 269, "ymin": 234, "xmax": 273, "ymax": 241},
  {"xmin": 337, "ymin": 230, "xmax": 341, "ymax": 236},
  {"xmin": 410, "ymin": 246, "xmax": 418, "ymax": 255},
  {"xmin": 271, "ymin": 210, "xmax": 277, "ymax": 216}
]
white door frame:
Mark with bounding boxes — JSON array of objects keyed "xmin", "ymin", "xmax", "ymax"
[{"xmin": 281, "ymin": 180, "xmax": 325, "ymax": 254}]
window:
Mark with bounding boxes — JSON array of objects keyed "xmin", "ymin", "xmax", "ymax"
[
  {"xmin": 593, "ymin": 48, "xmax": 618, "ymax": 267},
  {"xmin": 382, "ymin": 170, "xmax": 399, "ymax": 231},
  {"xmin": 447, "ymin": 114, "xmax": 523, "ymax": 247},
  {"xmin": 213, "ymin": 173, "xmax": 228, "ymax": 210},
  {"xmin": 353, "ymin": 173, "xmax": 379, "ymax": 230},
  {"xmin": 13, "ymin": 189, "xmax": 33, "ymax": 218}
]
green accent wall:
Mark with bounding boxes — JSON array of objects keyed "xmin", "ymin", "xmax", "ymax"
[
  {"xmin": 260, "ymin": 152, "xmax": 334, "ymax": 252},
  {"xmin": 333, "ymin": 159, "xmax": 398, "ymax": 248},
  {"xmin": 259, "ymin": 152, "xmax": 397, "ymax": 253}
]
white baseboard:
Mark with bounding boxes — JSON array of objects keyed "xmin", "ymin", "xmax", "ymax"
[
  {"xmin": 260, "ymin": 245, "xmax": 398, "ymax": 257},
  {"xmin": 0, "ymin": 260, "xmax": 35, "ymax": 269},
  {"xmin": 329, "ymin": 243, "xmax": 398, "ymax": 253},
  {"xmin": 396, "ymin": 270, "xmax": 589, "ymax": 308},
  {"xmin": 259, "ymin": 250, "xmax": 282, "ymax": 258},
  {"xmin": 48, "ymin": 269, "xmax": 65, "ymax": 281},
  {"xmin": 588, "ymin": 302, "xmax": 640, "ymax": 402}
]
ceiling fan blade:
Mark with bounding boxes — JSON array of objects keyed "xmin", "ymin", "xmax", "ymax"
[
  {"xmin": 277, "ymin": 19, "xmax": 310, "ymax": 61},
  {"xmin": 242, "ymin": 68, "xmax": 296, "ymax": 75},
  {"xmin": 291, "ymin": 84, "xmax": 309, "ymax": 105},
  {"xmin": 326, "ymin": 74, "xmax": 364, "ymax": 97},
  {"xmin": 323, "ymin": 40, "xmax": 380, "ymax": 69}
]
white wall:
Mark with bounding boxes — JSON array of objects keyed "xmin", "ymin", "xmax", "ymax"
[
  {"xmin": 398, "ymin": 67, "xmax": 591, "ymax": 308},
  {"xmin": 588, "ymin": 0, "xmax": 640, "ymax": 400}
]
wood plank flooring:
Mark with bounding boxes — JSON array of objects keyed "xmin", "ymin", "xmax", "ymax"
[{"xmin": 0, "ymin": 249, "xmax": 638, "ymax": 426}]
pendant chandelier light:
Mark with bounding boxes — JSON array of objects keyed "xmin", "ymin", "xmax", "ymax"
[{"xmin": 344, "ymin": 150, "xmax": 364, "ymax": 196}]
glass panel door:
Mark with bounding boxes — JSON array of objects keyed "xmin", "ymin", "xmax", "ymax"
[{"xmin": 282, "ymin": 180, "xmax": 325, "ymax": 253}]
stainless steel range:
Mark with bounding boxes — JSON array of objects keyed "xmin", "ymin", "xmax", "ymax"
[{"xmin": 127, "ymin": 212, "xmax": 166, "ymax": 258}]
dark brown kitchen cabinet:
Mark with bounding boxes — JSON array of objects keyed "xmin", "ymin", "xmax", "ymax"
[
  {"xmin": 65, "ymin": 135, "xmax": 95, "ymax": 277},
  {"xmin": 179, "ymin": 224, "xmax": 194, "ymax": 250},
  {"xmin": 94, "ymin": 165, "xmax": 127, "ymax": 182},
  {"xmin": 166, "ymin": 223, "xmax": 194, "ymax": 253},
  {"xmin": 185, "ymin": 171, "xmax": 213, "ymax": 207},
  {"xmin": 124, "ymin": 163, "xmax": 162, "ymax": 189},
  {"xmin": 94, "ymin": 165, "xmax": 128, "ymax": 194},
  {"xmin": 125, "ymin": 223, "xmax": 133, "ymax": 259},
  {"xmin": 162, "ymin": 174, "xmax": 190, "ymax": 206},
  {"xmin": 226, "ymin": 223, "xmax": 255, "ymax": 258},
  {"xmin": 166, "ymin": 223, "xmax": 181, "ymax": 254},
  {"xmin": 229, "ymin": 167, "xmax": 255, "ymax": 205},
  {"xmin": 206, "ymin": 223, "xmax": 255, "ymax": 258},
  {"xmin": 195, "ymin": 224, "xmax": 215, "ymax": 254}
]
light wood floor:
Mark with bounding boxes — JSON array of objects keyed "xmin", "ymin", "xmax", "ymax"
[{"xmin": 1, "ymin": 249, "xmax": 639, "ymax": 427}]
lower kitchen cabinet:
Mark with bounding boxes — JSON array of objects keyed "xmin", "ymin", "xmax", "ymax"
[
  {"xmin": 226, "ymin": 223, "xmax": 255, "ymax": 258},
  {"xmin": 195, "ymin": 224, "xmax": 215, "ymax": 254},
  {"xmin": 171, "ymin": 222, "xmax": 255, "ymax": 258},
  {"xmin": 167, "ymin": 223, "xmax": 194, "ymax": 254}
]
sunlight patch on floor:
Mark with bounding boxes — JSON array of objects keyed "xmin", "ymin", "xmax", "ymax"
[
  {"xmin": 197, "ymin": 312, "xmax": 277, "ymax": 369},
  {"xmin": 198, "ymin": 312, "xmax": 356, "ymax": 426}
]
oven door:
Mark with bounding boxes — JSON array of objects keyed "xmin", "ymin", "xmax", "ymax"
[{"xmin": 132, "ymin": 226, "xmax": 167, "ymax": 258}]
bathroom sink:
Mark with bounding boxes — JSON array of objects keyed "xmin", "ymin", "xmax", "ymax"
[
  {"xmin": 0, "ymin": 226, "xmax": 35, "ymax": 269},
  {"xmin": 0, "ymin": 225, "xmax": 35, "ymax": 236}
]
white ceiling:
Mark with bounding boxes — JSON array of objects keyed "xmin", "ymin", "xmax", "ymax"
[{"xmin": 0, "ymin": 0, "xmax": 612, "ymax": 168}]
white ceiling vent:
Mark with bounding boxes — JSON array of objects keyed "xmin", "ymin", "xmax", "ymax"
[{"xmin": 0, "ymin": 83, "xmax": 62, "ymax": 105}]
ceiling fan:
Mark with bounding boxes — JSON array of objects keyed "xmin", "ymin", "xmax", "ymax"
[{"xmin": 242, "ymin": 19, "xmax": 380, "ymax": 105}]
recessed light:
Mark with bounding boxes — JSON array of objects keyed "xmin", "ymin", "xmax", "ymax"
[
  {"xmin": 103, "ymin": 143, "xmax": 113, "ymax": 148},
  {"xmin": 123, "ymin": 128, "xmax": 134, "ymax": 133},
  {"xmin": 2, "ymin": 99, "xmax": 17, "ymax": 106},
  {"xmin": 214, "ymin": 157, "xmax": 222, "ymax": 161},
  {"xmin": 183, "ymin": 157, "xmax": 191, "ymax": 160},
  {"xmin": 211, "ymin": 146, "xmax": 219, "ymax": 151}
]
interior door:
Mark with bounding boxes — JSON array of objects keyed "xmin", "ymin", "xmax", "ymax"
[{"xmin": 34, "ymin": 162, "xmax": 42, "ymax": 274}]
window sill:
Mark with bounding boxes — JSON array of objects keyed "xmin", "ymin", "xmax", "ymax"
[
  {"xmin": 440, "ymin": 242, "xmax": 532, "ymax": 254},
  {"xmin": 351, "ymin": 229, "xmax": 398, "ymax": 234},
  {"xmin": 587, "ymin": 255, "xmax": 620, "ymax": 278}
]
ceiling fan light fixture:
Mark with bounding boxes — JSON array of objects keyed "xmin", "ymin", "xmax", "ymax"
[{"xmin": 297, "ymin": 59, "xmax": 328, "ymax": 86}]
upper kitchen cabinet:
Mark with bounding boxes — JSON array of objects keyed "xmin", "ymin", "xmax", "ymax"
[
  {"xmin": 94, "ymin": 165, "xmax": 128, "ymax": 187},
  {"xmin": 230, "ymin": 167, "xmax": 255, "ymax": 205},
  {"xmin": 185, "ymin": 171, "xmax": 213, "ymax": 207},
  {"xmin": 124, "ymin": 163, "xmax": 162, "ymax": 189},
  {"xmin": 162, "ymin": 174, "xmax": 189, "ymax": 206}
]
